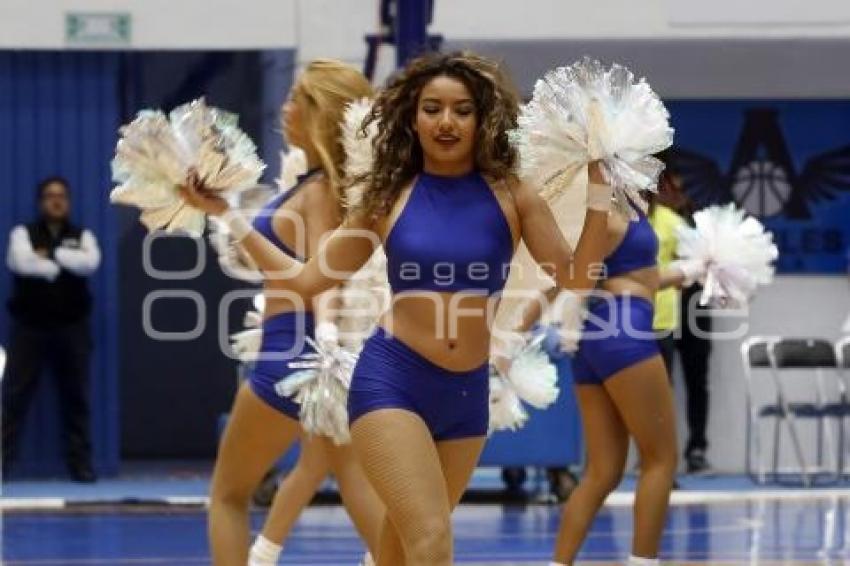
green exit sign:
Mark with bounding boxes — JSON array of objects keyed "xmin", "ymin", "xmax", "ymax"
[{"xmin": 66, "ymin": 13, "xmax": 131, "ymax": 45}]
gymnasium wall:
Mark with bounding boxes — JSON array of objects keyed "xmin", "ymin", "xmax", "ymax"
[
  {"xmin": 5, "ymin": 1, "xmax": 850, "ymax": 56},
  {"xmin": 435, "ymin": 0, "xmax": 850, "ymax": 40}
]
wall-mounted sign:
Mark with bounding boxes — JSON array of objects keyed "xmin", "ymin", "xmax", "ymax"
[{"xmin": 66, "ymin": 13, "xmax": 131, "ymax": 45}]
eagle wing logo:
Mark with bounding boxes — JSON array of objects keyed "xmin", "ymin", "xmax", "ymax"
[{"xmin": 668, "ymin": 108, "xmax": 850, "ymax": 219}]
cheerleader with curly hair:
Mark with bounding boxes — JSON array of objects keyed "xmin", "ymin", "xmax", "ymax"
[{"xmin": 183, "ymin": 51, "xmax": 612, "ymax": 566}]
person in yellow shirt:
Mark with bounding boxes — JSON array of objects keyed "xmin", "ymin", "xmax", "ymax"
[
  {"xmin": 649, "ymin": 196, "xmax": 685, "ymax": 366},
  {"xmin": 649, "ymin": 168, "xmax": 714, "ymax": 476}
]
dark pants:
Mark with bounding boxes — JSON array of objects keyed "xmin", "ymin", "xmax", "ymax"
[
  {"xmin": 656, "ymin": 285, "xmax": 712, "ymax": 456},
  {"xmin": 678, "ymin": 286, "xmax": 712, "ymax": 455},
  {"xmin": 657, "ymin": 332, "xmax": 677, "ymax": 382},
  {"xmin": 2, "ymin": 318, "xmax": 93, "ymax": 470}
]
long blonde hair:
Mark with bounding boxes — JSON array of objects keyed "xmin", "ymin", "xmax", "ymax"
[{"xmin": 293, "ymin": 59, "xmax": 373, "ymax": 199}]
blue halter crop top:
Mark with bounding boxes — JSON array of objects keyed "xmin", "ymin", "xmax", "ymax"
[
  {"xmin": 251, "ymin": 169, "xmax": 321, "ymax": 260},
  {"xmin": 603, "ymin": 206, "xmax": 658, "ymax": 278},
  {"xmin": 385, "ymin": 170, "xmax": 514, "ymax": 295}
]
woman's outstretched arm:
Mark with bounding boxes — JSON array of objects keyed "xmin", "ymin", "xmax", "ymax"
[
  {"xmin": 180, "ymin": 172, "xmax": 378, "ymax": 299},
  {"xmin": 512, "ymin": 162, "xmax": 610, "ymax": 293}
]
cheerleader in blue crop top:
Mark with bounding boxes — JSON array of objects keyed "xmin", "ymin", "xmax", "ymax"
[
  {"xmin": 544, "ymin": 190, "xmax": 706, "ymax": 566},
  {"xmin": 571, "ymin": 204, "xmax": 664, "ymax": 385},
  {"xmin": 180, "ymin": 61, "xmax": 384, "ymax": 566},
  {"xmin": 346, "ymin": 169, "xmax": 514, "ymax": 442},
  {"xmin": 501, "ymin": 197, "xmax": 706, "ymax": 566},
  {"xmin": 186, "ymin": 53, "xmax": 613, "ymax": 566}
]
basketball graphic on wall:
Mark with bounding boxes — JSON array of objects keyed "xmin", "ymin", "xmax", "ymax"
[
  {"xmin": 731, "ymin": 160, "xmax": 792, "ymax": 217},
  {"xmin": 669, "ymin": 108, "xmax": 850, "ymax": 220}
]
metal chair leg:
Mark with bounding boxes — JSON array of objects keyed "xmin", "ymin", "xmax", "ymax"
[
  {"xmin": 772, "ymin": 413, "xmax": 782, "ymax": 482},
  {"xmin": 746, "ymin": 398, "xmax": 761, "ymax": 483},
  {"xmin": 755, "ymin": 413, "xmax": 766, "ymax": 484},
  {"xmin": 782, "ymin": 404, "xmax": 812, "ymax": 486},
  {"xmin": 745, "ymin": 403, "xmax": 753, "ymax": 480},
  {"xmin": 838, "ymin": 416, "xmax": 850, "ymax": 482},
  {"xmin": 821, "ymin": 414, "xmax": 839, "ymax": 483}
]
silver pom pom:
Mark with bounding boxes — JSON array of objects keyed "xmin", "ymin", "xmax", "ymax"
[
  {"xmin": 229, "ymin": 328, "xmax": 263, "ymax": 364},
  {"xmin": 207, "ymin": 146, "xmax": 304, "ymax": 282},
  {"xmin": 111, "ymin": 98, "xmax": 265, "ymax": 236},
  {"xmin": 275, "ymin": 338, "xmax": 358, "ymax": 445},
  {"xmin": 243, "ymin": 308, "xmax": 263, "ymax": 329},
  {"xmin": 512, "ymin": 57, "xmax": 673, "ymax": 217}
]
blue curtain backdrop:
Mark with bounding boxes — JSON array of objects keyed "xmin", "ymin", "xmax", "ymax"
[
  {"xmin": 0, "ymin": 51, "xmax": 121, "ymax": 476},
  {"xmin": 0, "ymin": 49, "xmax": 295, "ymax": 475}
]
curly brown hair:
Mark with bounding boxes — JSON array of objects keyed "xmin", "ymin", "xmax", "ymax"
[{"xmin": 351, "ymin": 51, "xmax": 520, "ymax": 217}]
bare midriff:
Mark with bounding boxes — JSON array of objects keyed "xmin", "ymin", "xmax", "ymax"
[
  {"xmin": 600, "ymin": 265, "xmax": 659, "ymax": 302},
  {"xmin": 377, "ymin": 291, "xmax": 499, "ymax": 372}
]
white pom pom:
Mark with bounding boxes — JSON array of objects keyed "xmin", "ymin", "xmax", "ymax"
[
  {"xmin": 333, "ymin": 100, "xmax": 390, "ymax": 351},
  {"xmin": 677, "ymin": 203, "xmax": 778, "ymax": 308},
  {"xmin": 170, "ymin": 99, "xmax": 265, "ymax": 192},
  {"xmin": 512, "ymin": 58, "xmax": 673, "ymax": 217},
  {"xmin": 109, "ymin": 177, "xmax": 177, "ymax": 210},
  {"xmin": 206, "ymin": 182, "xmax": 278, "ymax": 282},
  {"xmin": 243, "ymin": 309, "xmax": 263, "ymax": 329},
  {"xmin": 111, "ymin": 98, "xmax": 265, "ymax": 236},
  {"xmin": 252, "ymin": 294, "xmax": 266, "ymax": 314},
  {"xmin": 294, "ymin": 371, "xmax": 352, "ymax": 445},
  {"xmin": 337, "ymin": 248, "xmax": 390, "ymax": 351},
  {"xmin": 277, "ymin": 338, "xmax": 358, "ymax": 445},
  {"xmin": 276, "ymin": 147, "xmax": 308, "ymax": 193},
  {"xmin": 275, "ymin": 369, "xmax": 318, "ymax": 397},
  {"xmin": 342, "ymin": 98, "xmax": 376, "ymax": 180},
  {"xmin": 341, "ymin": 98, "xmax": 377, "ymax": 210},
  {"xmin": 549, "ymin": 291, "xmax": 584, "ymax": 354},
  {"xmin": 488, "ymin": 374, "xmax": 529, "ymax": 433},
  {"xmin": 229, "ymin": 328, "xmax": 263, "ymax": 363},
  {"xmin": 208, "ymin": 216, "xmax": 264, "ymax": 282},
  {"xmin": 506, "ymin": 336, "xmax": 560, "ymax": 410}
]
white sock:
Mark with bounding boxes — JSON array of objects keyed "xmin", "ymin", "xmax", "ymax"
[
  {"xmin": 549, "ymin": 562, "xmax": 569, "ymax": 566},
  {"xmin": 361, "ymin": 551, "xmax": 375, "ymax": 566},
  {"xmin": 248, "ymin": 534, "xmax": 282, "ymax": 565},
  {"xmin": 628, "ymin": 555, "xmax": 660, "ymax": 566}
]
